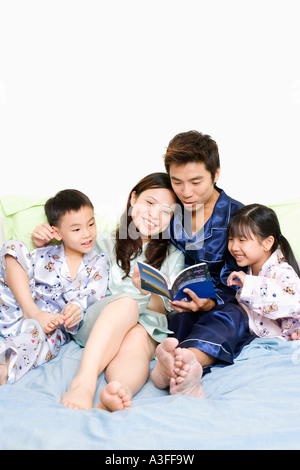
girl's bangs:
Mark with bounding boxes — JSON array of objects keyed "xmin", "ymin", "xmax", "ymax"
[{"xmin": 228, "ymin": 218, "xmax": 255, "ymax": 240}]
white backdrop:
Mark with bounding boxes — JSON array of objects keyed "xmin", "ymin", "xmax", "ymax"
[{"xmin": 0, "ymin": 0, "xmax": 299, "ymax": 221}]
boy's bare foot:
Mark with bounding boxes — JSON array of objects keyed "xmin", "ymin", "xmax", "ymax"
[
  {"xmin": 96, "ymin": 381, "xmax": 132, "ymax": 412},
  {"xmin": 61, "ymin": 377, "xmax": 95, "ymax": 410},
  {"xmin": 151, "ymin": 337, "xmax": 178, "ymax": 389},
  {"xmin": 0, "ymin": 354, "xmax": 9, "ymax": 386},
  {"xmin": 24, "ymin": 307, "xmax": 63, "ymax": 334},
  {"xmin": 291, "ymin": 330, "xmax": 300, "ymax": 340},
  {"xmin": 169, "ymin": 347, "xmax": 205, "ymax": 399}
]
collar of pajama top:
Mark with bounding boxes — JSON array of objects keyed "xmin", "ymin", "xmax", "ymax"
[
  {"xmin": 247, "ymin": 248, "xmax": 288, "ymax": 277},
  {"xmin": 40, "ymin": 243, "xmax": 100, "ymax": 282}
]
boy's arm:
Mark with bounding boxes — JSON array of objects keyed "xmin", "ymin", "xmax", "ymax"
[
  {"xmin": 63, "ymin": 303, "xmax": 82, "ymax": 331},
  {"xmin": 32, "ymin": 223, "xmax": 55, "ymax": 248}
]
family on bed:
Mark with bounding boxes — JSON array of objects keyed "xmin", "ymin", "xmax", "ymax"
[{"xmin": 1, "ymin": 130, "xmax": 300, "ymax": 412}]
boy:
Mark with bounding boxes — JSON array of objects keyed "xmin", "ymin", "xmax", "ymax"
[{"xmin": 0, "ymin": 189, "xmax": 109, "ymax": 384}]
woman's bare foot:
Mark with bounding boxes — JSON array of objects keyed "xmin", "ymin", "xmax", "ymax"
[
  {"xmin": 151, "ymin": 337, "xmax": 179, "ymax": 389},
  {"xmin": 61, "ymin": 377, "xmax": 96, "ymax": 410},
  {"xmin": 96, "ymin": 381, "xmax": 132, "ymax": 412},
  {"xmin": 169, "ymin": 347, "xmax": 205, "ymax": 399}
]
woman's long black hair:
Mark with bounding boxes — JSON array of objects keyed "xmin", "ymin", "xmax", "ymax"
[
  {"xmin": 115, "ymin": 172, "xmax": 175, "ymax": 279},
  {"xmin": 227, "ymin": 203, "xmax": 300, "ymax": 276}
]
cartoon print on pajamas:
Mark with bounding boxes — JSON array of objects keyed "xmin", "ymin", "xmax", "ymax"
[
  {"xmin": 0, "ymin": 240, "xmax": 109, "ymax": 383},
  {"xmin": 236, "ymin": 249, "xmax": 300, "ymax": 340}
]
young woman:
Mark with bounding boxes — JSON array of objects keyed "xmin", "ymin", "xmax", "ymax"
[
  {"xmin": 48, "ymin": 173, "xmax": 185, "ymax": 411},
  {"xmin": 151, "ymin": 131, "xmax": 255, "ymax": 399},
  {"xmin": 227, "ymin": 203, "xmax": 300, "ymax": 340}
]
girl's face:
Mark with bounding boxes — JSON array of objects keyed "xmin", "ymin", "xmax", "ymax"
[
  {"xmin": 228, "ymin": 232, "xmax": 274, "ymax": 275},
  {"xmin": 130, "ymin": 187, "xmax": 176, "ymax": 241},
  {"xmin": 168, "ymin": 162, "xmax": 220, "ymax": 211}
]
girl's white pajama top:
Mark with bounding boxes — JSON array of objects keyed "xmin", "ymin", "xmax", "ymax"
[{"xmin": 236, "ymin": 249, "xmax": 300, "ymax": 340}]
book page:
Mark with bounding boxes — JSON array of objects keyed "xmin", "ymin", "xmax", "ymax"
[{"xmin": 171, "ymin": 263, "xmax": 213, "ymax": 299}]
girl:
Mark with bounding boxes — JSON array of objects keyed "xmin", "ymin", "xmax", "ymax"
[
  {"xmin": 33, "ymin": 173, "xmax": 185, "ymax": 411},
  {"xmin": 227, "ymin": 204, "xmax": 300, "ymax": 341}
]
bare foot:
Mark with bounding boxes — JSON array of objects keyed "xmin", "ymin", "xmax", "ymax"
[
  {"xmin": 169, "ymin": 347, "xmax": 205, "ymax": 399},
  {"xmin": 291, "ymin": 331, "xmax": 300, "ymax": 340},
  {"xmin": 61, "ymin": 377, "xmax": 96, "ymax": 410},
  {"xmin": 96, "ymin": 381, "xmax": 132, "ymax": 412},
  {"xmin": 24, "ymin": 307, "xmax": 64, "ymax": 334},
  {"xmin": 0, "ymin": 354, "xmax": 9, "ymax": 386},
  {"xmin": 151, "ymin": 337, "xmax": 179, "ymax": 389}
]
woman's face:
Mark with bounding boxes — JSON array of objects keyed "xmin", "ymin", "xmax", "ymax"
[{"xmin": 130, "ymin": 187, "xmax": 176, "ymax": 240}]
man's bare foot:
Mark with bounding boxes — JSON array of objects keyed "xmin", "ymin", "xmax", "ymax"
[
  {"xmin": 24, "ymin": 307, "xmax": 64, "ymax": 334},
  {"xmin": 61, "ymin": 377, "xmax": 96, "ymax": 410},
  {"xmin": 96, "ymin": 381, "xmax": 132, "ymax": 412},
  {"xmin": 169, "ymin": 347, "xmax": 205, "ymax": 399},
  {"xmin": 151, "ymin": 337, "xmax": 179, "ymax": 389}
]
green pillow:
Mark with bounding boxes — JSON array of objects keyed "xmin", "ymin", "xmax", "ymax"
[
  {"xmin": 0, "ymin": 195, "xmax": 117, "ymax": 252},
  {"xmin": 269, "ymin": 197, "xmax": 300, "ymax": 261},
  {"xmin": 0, "ymin": 195, "xmax": 48, "ymax": 251}
]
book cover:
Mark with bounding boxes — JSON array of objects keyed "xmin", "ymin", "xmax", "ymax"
[{"xmin": 137, "ymin": 261, "xmax": 216, "ymax": 301}]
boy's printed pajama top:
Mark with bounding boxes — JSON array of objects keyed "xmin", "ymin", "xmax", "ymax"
[{"xmin": 0, "ymin": 241, "xmax": 109, "ymax": 383}]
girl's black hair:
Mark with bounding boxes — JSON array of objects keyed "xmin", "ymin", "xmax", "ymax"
[
  {"xmin": 227, "ymin": 204, "xmax": 300, "ymax": 276},
  {"xmin": 45, "ymin": 189, "xmax": 94, "ymax": 227}
]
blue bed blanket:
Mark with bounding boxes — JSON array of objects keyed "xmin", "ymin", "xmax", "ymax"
[{"xmin": 1, "ymin": 337, "xmax": 300, "ymax": 450}]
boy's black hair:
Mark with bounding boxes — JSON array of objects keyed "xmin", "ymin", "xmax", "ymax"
[{"xmin": 45, "ymin": 189, "xmax": 94, "ymax": 227}]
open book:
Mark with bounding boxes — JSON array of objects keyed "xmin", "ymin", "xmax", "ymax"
[{"xmin": 137, "ymin": 261, "xmax": 216, "ymax": 302}]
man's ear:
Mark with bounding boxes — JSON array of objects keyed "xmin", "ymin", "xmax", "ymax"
[
  {"xmin": 214, "ymin": 167, "xmax": 221, "ymax": 185},
  {"xmin": 51, "ymin": 226, "xmax": 63, "ymax": 241}
]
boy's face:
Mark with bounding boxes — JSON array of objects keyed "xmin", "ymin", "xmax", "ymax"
[
  {"xmin": 168, "ymin": 161, "xmax": 220, "ymax": 211},
  {"xmin": 54, "ymin": 206, "xmax": 97, "ymax": 256}
]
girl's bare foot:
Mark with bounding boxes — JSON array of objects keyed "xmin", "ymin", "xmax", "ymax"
[
  {"xmin": 61, "ymin": 377, "xmax": 95, "ymax": 410},
  {"xmin": 170, "ymin": 347, "xmax": 205, "ymax": 399},
  {"xmin": 96, "ymin": 381, "xmax": 132, "ymax": 412},
  {"xmin": 151, "ymin": 337, "xmax": 179, "ymax": 389}
]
